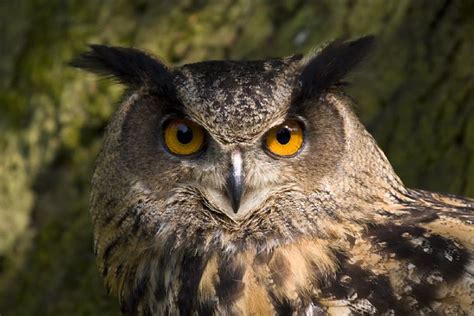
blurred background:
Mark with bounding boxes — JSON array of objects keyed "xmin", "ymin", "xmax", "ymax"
[{"xmin": 1, "ymin": 0, "xmax": 473, "ymax": 314}]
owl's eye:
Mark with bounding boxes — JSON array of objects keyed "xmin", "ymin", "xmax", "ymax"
[
  {"xmin": 163, "ymin": 118, "xmax": 205, "ymax": 156},
  {"xmin": 265, "ymin": 120, "xmax": 304, "ymax": 157}
]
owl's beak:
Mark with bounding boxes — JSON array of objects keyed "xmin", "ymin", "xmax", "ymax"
[{"xmin": 227, "ymin": 150, "xmax": 244, "ymax": 213}]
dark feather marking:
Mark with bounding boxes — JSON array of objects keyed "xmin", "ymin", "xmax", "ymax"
[
  {"xmin": 216, "ymin": 256, "xmax": 246, "ymax": 305},
  {"xmin": 70, "ymin": 45, "xmax": 173, "ymax": 94},
  {"xmin": 102, "ymin": 265, "xmax": 109, "ymax": 278},
  {"xmin": 403, "ymin": 189, "xmax": 474, "ymax": 220},
  {"xmin": 178, "ymin": 253, "xmax": 207, "ymax": 315},
  {"xmin": 141, "ymin": 307, "xmax": 154, "ymax": 316},
  {"xmin": 102, "ymin": 198, "xmax": 120, "ymax": 226},
  {"xmin": 115, "ymin": 202, "xmax": 147, "ymax": 230},
  {"xmin": 102, "ymin": 235, "xmax": 125, "ymax": 266},
  {"xmin": 116, "ymin": 264, "xmax": 123, "ymax": 278},
  {"xmin": 154, "ymin": 233, "xmax": 177, "ymax": 301},
  {"xmin": 269, "ymin": 252, "xmax": 291, "ymax": 288},
  {"xmin": 267, "ymin": 290, "xmax": 317, "ymax": 316},
  {"xmin": 131, "ymin": 210, "xmax": 144, "ymax": 234},
  {"xmin": 410, "ymin": 282, "xmax": 438, "ymax": 307},
  {"xmin": 115, "ymin": 210, "xmax": 130, "ymax": 228},
  {"xmin": 299, "ymin": 36, "xmax": 374, "ymax": 99},
  {"xmin": 400, "ymin": 207, "xmax": 440, "ymax": 223},
  {"xmin": 345, "ymin": 234, "xmax": 356, "ymax": 247},
  {"xmin": 271, "ymin": 296, "xmax": 293, "ymax": 316},
  {"xmin": 123, "ymin": 203, "xmax": 147, "ymax": 234},
  {"xmin": 121, "ymin": 268, "xmax": 149, "ymax": 315},
  {"xmin": 254, "ymin": 249, "xmax": 274, "ymax": 265},
  {"xmin": 321, "ymin": 253, "xmax": 406, "ymax": 314},
  {"xmin": 388, "ymin": 192, "xmax": 408, "ymax": 205},
  {"xmin": 369, "ymin": 224, "xmax": 469, "ymax": 282},
  {"xmin": 266, "ymin": 272, "xmax": 315, "ymax": 315},
  {"xmin": 196, "ymin": 300, "xmax": 217, "ymax": 316},
  {"xmin": 265, "ymin": 287, "xmax": 294, "ymax": 316},
  {"xmin": 177, "ymin": 231, "xmax": 210, "ymax": 315},
  {"xmin": 376, "ymin": 204, "xmax": 441, "ymax": 224}
]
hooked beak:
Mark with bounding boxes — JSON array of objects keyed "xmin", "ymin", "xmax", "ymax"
[{"xmin": 226, "ymin": 150, "xmax": 244, "ymax": 213}]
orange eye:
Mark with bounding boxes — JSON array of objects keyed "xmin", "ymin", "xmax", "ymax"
[
  {"xmin": 265, "ymin": 120, "xmax": 304, "ymax": 157},
  {"xmin": 163, "ymin": 118, "xmax": 205, "ymax": 156}
]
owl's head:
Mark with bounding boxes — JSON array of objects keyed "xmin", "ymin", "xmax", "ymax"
[{"xmin": 74, "ymin": 36, "xmax": 403, "ymax": 254}]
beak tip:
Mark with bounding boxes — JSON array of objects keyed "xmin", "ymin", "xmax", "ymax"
[
  {"xmin": 228, "ymin": 185, "xmax": 242, "ymax": 214},
  {"xmin": 231, "ymin": 200, "xmax": 240, "ymax": 214}
]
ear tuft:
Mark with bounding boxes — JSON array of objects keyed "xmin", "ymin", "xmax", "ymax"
[
  {"xmin": 299, "ymin": 36, "xmax": 375, "ymax": 98},
  {"xmin": 70, "ymin": 45, "xmax": 171, "ymax": 92}
]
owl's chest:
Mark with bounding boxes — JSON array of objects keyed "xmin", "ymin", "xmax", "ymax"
[{"xmin": 140, "ymin": 239, "xmax": 338, "ymax": 315}]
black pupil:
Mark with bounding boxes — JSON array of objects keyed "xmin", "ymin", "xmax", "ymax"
[
  {"xmin": 276, "ymin": 127, "xmax": 291, "ymax": 145},
  {"xmin": 176, "ymin": 124, "xmax": 193, "ymax": 144}
]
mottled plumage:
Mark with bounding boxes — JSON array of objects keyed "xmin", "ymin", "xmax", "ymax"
[{"xmin": 72, "ymin": 36, "xmax": 474, "ymax": 315}]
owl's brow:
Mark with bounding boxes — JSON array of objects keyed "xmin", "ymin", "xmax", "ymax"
[{"xmin": 158, "ymin": 98, "xmax": 186, "ymax": 117}]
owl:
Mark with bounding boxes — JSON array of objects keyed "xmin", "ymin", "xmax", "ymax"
[{"xmin": 72, "ymin": 36, "xmax": 474, "ymax": 315}]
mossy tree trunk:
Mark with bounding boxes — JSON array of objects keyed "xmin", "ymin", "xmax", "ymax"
[{"xmin": 1, "ymin": 0, "xmax": 473, "ymax": 314}]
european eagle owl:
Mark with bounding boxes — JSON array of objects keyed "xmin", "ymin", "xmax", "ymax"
[{"xmin": 72, "ymin": 37, "xmax": 474, "ymax": 315}]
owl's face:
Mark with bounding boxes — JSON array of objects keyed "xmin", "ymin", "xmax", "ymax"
[
  {"xmin": 73, "ymin": 37, "xmax": 378, "ymax": 251},
  {"xmin": 119, "ymin": 57, "xmax": 345, "ymax": 226}
]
